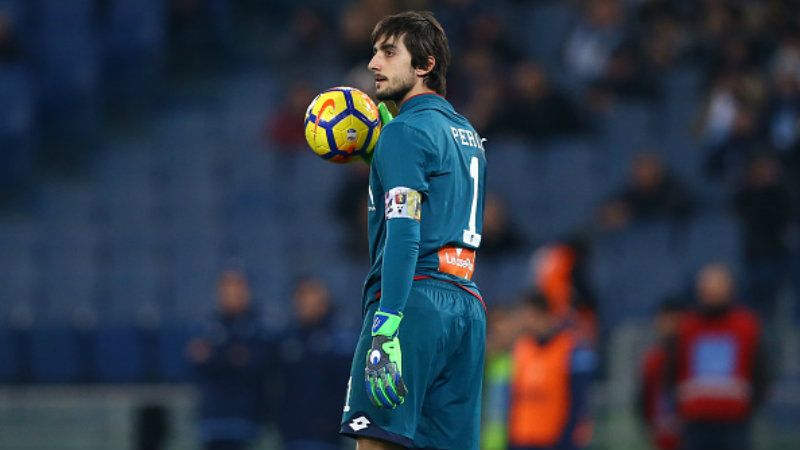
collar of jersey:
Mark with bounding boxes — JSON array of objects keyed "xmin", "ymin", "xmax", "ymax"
[{"xmin": 399, "ymin": 92, "xmax": 448, "ymax": 114}]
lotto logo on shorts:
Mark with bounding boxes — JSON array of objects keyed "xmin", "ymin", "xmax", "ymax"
[
  {"xmin": 349, "ymin": 416, "xmax": 371, "ymax": 432},
  {"xmin": 437, "ymin": 246, "xmax": 476, "ymax": 280}
]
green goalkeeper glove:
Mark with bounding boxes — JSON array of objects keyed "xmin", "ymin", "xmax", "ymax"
[
  {"xmin": 378, "ymin": 102, "xmax": 395, "ymax": 126},
  {"xmin": 362, "ymin": 102, "xmax": 394, "ymax": 165},
  {"xmin": 365, "ymin": 308, "xmax": 407, "ymax": 409}
]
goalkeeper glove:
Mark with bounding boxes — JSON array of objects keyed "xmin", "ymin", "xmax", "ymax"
[
  {"xmin": 378, "ymin": 102, "xmax": 395, "ymax": 126},
  {"xmin": 362, "ymin": 102, "xmax": 394, "ymax": 165},
  {"xmin": 365, "ymin": 308, "xmax": 407, "ymax": 409}
]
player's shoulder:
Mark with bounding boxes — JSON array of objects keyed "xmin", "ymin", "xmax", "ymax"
[{"xmin": 379, "ymin": 115, "xmax": 435, "ymax": 148}]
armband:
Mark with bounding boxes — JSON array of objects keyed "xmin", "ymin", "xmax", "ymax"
[{"xmin": 385, "ymin": 187, "xmax": 422, "ymax": 221}]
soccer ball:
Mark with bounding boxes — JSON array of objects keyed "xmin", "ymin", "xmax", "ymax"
[{"xmin": 304, "ymin": 86, "xmax": 381, "ymax": 163}]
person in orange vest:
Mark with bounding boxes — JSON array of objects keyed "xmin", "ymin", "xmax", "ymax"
[
  {"xmin": 637, "ymin": 297, "xmax": 683, "ymax": 450},
  {"xmin": 671, "ymin": 264, "xmax": 771, "ymax": 450},
  {"xmin": 508, "ymin": 292, "xmax": 595, "ymax": 450},
  {"xmin": 530, "ymin": 236, "xmax": 598, "ymax": 346}
]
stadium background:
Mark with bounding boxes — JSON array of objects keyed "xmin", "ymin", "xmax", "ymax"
[{"xmin": 1, "ymin": 0, "xmax": 800, "ymax": 449}]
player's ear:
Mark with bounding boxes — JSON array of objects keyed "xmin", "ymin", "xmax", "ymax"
[{"xmin": 414, "ymin": 56, "xmax": 435, "ymax": 78}]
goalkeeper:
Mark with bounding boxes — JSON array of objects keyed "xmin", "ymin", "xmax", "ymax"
[{"xmin": 339, "ymin": 11, "xmax": 488, "ymax": 450}]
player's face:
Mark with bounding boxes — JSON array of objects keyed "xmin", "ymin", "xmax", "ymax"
[{"xmin": 369, "ymin": 34, "xmax": 417, "ymax": 103}]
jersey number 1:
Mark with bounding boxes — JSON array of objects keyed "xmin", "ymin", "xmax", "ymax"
[{"xmin": 462, "ymin": 156, "xmax": 482, "ymax": 247}]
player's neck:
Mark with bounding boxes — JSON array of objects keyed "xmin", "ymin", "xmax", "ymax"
[{"xmin": 399, "ymin": 83, "xmax": 437, "ymax": 107}]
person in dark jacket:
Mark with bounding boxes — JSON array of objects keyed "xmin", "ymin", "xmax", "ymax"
[
  {"xmin": 276, "ymin": 277, "xmax": 355, "ymax": 450},
  {"xmin": 733, "ymin": 153, "xmax": 792, "ymax": 321},
  {"xmin": 186, "ymin": 268, "xmax": 271, "ymax": 450},
  {"xmin": 637, "ymin": 298, "xmax": 683, "ymax": 450}
]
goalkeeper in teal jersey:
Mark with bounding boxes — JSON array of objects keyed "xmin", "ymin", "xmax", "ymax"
[{"xmin": 339, "ymin": 11, "xmax": 487, "ymax": 450}]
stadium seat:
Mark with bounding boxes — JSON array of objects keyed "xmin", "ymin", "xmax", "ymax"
[
  {"xmin": 0, "ymin": 220, "xmax": 38, "ymax": 309},
  {"xmin": 104, "ymin": 0, "xmax": 167, "ymax": 83},
  {"xmin": 158, "ymin": 326, "xmax": 192, "ymax": 382},
  {"xmin": 0, "ymin": 326, "xmax": 17, "ymax": 382},
  {"xmin": 30, "ymin": 327, "xmax": 83, "ymax": 382},
  {"xmin": 542, "ymin": 138, "xmax": 600, "ymax": 237},
  {"xmin": 682, "ymin": 212, "xmax": 743, "ymax": 277},
  {"xmin": 0, "ymin": 66, "xmax": 33, "ymax": 136},
  {"xmin": 513, "ymin": 1, "xmax": 578, "ymax": 71},
  {"xmin": 597, "ymin": 102, "xmax": 658, "ymax": 187},
  {"xmin": 93, "ymin": 326, "xmax": 143, "ymax": 382},
  {"xmin": 590, "ymin": 221, "xmax": 683, "ymax": 325}
]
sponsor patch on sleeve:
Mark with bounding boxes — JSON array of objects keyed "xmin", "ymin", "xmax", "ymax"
[{"xmin": 384, "ymin": 187, "xmax": 422, "ymax": 221}]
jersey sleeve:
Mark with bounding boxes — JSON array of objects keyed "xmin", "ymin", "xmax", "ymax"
[
  {"xmin": 373, "ymin": 122, "xmax": 435, "ymax": 194},
  {"xmin": 372, "ymin": 122, "xmax": 433, "ymax": 315}
]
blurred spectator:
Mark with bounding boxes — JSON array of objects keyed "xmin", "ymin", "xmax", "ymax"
[
  {"xmin": 275, "ymin": 277, "xmax": 353, "ymax": 450},
  {"xmin": 670, "ymin": 264, "xmax": 770, "ymax": 450},
  {"xmin": 733, "ymin": 153, "xmax": 792, "ymax": 321},
  {"xmin": 701, "ymin": 71, "xmax": 768, "ymax": 181},
  {"xmin": 266, "ymin": 81, "xmax": 316, "ymax": 150},
  {"xmin": 167, "ymin": 0, "xmax": 231, "ymax": 75},
  {"xmin": 186, "ymin": 268, "xmax": 271, "ymax": 450},
  {"xmin": 599, "ymin": 152, "xmax": 694, "ymax": 230},
  {"xmin": 508, "ymin": 293, "xmax": 595, "ymax": 450},
  {"xmin": 530, "ymin": 235, "xmax": 599, "ymax": 345},
  {"xmin": 134, "ymin": 404, "xmax": 171, "ymax": 450},
  {"xmin": 480, "ymin": 193, "xmax": 526, "ymax": 259},
  {"xmin": 766, "ymin": 37, "xmax": 800, "ymax": 153},
  {"xmin": 481, "ymin": 306, "xmax": 519, "ymax": 450},
  {"xmin": 637, "ymin": 298, "xmax": 683, "ymax": 450},
  {"xmin": 0, "ymin": 11, "xmax": 22, "ymax": 65},
  {"xmin": 563, "ymin": 0, "xmax": 625, "ymax": 83},
  {"xmin": 463, "ymin": 13, "xmax": 522, "ymax": 66},
  {"xmin": 487, "ymin": 62, "xmax": 587, "ymax": 141},
  {"xmin": 338, "ymin": 0, "xmax": 394, "ymax": 68},
  {"xmin": 636, "ymin": 5, "xmax": 691, "ymax": 72},
  {"xmin": 590, "ymin": 41, "xmax": 660, "ymax": 102},
  {"xmin": 451, "ymin": 48, "xmax": 503, "ymax": 129},
  {"xmin": 269, "ymin": 7, "xmax": 340, "ymax": 72},
  {"xmin": 335, "ymin": 163, "xmax": 371, "ymax": 260}
]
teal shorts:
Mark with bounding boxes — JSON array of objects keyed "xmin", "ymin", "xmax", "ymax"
[{"xmin": 340, "ymin": 278, "xmax": 487, "ymax": 449}]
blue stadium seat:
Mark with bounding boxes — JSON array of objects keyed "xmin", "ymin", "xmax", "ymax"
[
  {"xmin": 487, "ymin": 138, "xmax": 549, "ymax": 239},
  {"xmin": 0, "ymin": 66, "xmax": 33, "ymax": 136},
  {"xmin": 590, "ymin": 221, "xmax": 683, "ymax": 325},
  {"xmin": 682, "ymin": 212, "xmax": 742, "ymax": 277},
  {"xmin": 30, "ymin": 327, "xmax": 82, "ymax": 382},
  {"xmin": 513, "ymin": 1, "xmax": 578, "ymax": 70},
  {"xmin": 93, "ymin": 326, "xmax": 143, "ymax": 382},
  {"xmin": 158, "ymin": 326, "xmax": 192, "ymax": 382},
  {"xmin": 542, "ymin": 138, "xmax": 600, "ymax": 237},
  {"xmin": 597, "ymin": 102, "xmax": 658, "ymax": 187},
  {"xmin": 0, "ymin": 220, "xmax": 38, "ymax": 308},
  {"xmin": 0, "ymin": 326, "xmax": 17, "ymax": 382},
  {"xmin": 105, "ymin": 0, "xmax": 166, "ymax": 54}
]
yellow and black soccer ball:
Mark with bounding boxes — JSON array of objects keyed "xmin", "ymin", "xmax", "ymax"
[{"xmin": 304, "ymin": 86, "xmax": 381, "ymax": 163}]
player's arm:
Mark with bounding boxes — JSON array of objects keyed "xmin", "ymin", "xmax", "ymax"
[{"xmin": 365, "ymin": 121, "xmax": 433, "ymax": 409}]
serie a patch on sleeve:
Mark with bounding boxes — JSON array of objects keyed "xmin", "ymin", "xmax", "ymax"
[{"xmin": 385, "ymin": 187, "xmax": 422, "ymax": 221}]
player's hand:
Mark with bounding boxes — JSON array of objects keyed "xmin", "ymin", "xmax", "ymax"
[
  {"xmin": 365, "ymin": 308, "xmax": 407, "ymax": 409},
  {"xmin": 378, "ymin": 102, "xmax": 394, "ymax": 126}
]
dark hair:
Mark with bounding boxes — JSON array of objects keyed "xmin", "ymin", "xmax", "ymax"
[
  {"xmin": 523, "ymin": 290, "xmax": 551, "ymax": 314},
  {"xmin": 371, "ymin": 11, "xmax": 450, "ymax": 96},
  {"xmin": 657, "ymin": 295, "xmax": 685, "ymax": 315}
]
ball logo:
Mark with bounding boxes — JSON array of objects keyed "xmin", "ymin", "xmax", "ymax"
[
  {"xmin": 313, "ymin": 98, "xmax": 336, "ymax": 135},
  {"xmin": 346, "ymin": 128, "xmax": 358, "ymax": 142},
  {"xmin": 370, "ymin": 349, "xmax": 382, "ymax": 365}
]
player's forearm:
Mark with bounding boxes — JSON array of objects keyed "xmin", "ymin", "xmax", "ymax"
[{"xmin": 379, "ymin": 218, "xmax": 421, "ymax": 313}]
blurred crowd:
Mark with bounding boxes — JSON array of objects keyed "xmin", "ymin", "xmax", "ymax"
[
  {"xmin": 260, "ymin": 0, "xmax": 800, "ymax": 449},
  {"xmin": 2, "ymin": 0, "xmax": 800, "ymax": 449},
  {"xmin": 183, "ymin": 268, "xmax": 354, "ymax": 450},
  {"xmin": 268, "ymin": 0, "xmax": 800, "ymax": 326}
]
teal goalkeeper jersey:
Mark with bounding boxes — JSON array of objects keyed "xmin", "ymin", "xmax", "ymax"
[{"xmin": 363, "ymin": 93, "xmax": 487, "ymax": 309}]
